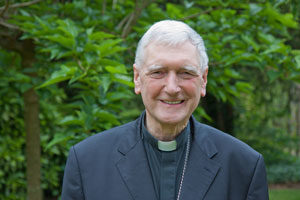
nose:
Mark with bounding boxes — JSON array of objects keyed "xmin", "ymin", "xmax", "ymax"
[{"xmin": 164, "ymin": 72, "xmax": 180, "ymax": 95}]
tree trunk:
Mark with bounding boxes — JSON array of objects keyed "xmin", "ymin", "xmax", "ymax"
[
  {"xmin": 21, "ymin": 39, "xmax": 42, "ymax": 200},
  {"xmin": 24, "ymin": 88, "xmax": 42, "ymax": 200}
]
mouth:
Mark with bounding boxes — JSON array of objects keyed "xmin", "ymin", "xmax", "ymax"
[{"xmin": 161, "ymin": 100, "xmax": 184, "ymax": 105}]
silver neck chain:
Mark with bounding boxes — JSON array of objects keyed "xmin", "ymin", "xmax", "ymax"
[{"xmin": 176, "ymin": 132, "xmax": 191, "ymax": 200}]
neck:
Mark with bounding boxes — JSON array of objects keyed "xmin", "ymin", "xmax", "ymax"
[{"xmin": 145, "ymin": 114, "xmax": 188, "ymax": 141}]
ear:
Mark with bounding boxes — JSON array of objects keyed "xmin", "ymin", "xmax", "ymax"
[
  {"xmin": 133, "ymin": 64, "xmax": 141, "ymax": 94},
  {"xmin": 200, "ymin": 68, "xmax": 208, "ymax": 97}
]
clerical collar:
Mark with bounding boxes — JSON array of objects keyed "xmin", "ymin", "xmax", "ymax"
[{"xmin": 142, "ymin": 117, "xmax": 190, "ymax": 152}]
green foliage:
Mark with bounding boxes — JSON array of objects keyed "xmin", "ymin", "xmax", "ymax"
[
  {"xmin": 267, "ymin": 159, "xmax": 300, "ymax": 183},
  {"xmin": 0, "ymin": 0, "xmax": 300, "ymax": 199},
  {"xmin": 2, "ymin": 1, "xmax": 139, "ymax": 198},
  {"xmin": 11, "ymin": 1, "xmax": 137, "ymax": 140},
  {"xmin": 234, "ymin": 78, "xmax": 297, "ymax": 165},
  {"xmin": 0, "ymin": 50, "xmax": 26, "ymax": 199}
]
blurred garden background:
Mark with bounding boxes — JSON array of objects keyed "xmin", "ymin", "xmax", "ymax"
[{"xmin": 0, "ymin": 0, "xmax": 300, "ymax": 199}]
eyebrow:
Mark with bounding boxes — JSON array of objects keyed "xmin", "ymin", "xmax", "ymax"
[
  {"xmin": 182, "ymin": 65, "xmax": 201, "ymax": 75},
  {"xmin": 147, "ymin": 64, "xmax": 201, "ymax": 74},
  {"xmin": 147, "ymin": 65, "xmax": 164, "ymax": 71}
]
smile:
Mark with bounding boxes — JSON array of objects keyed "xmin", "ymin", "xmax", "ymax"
[{"xmin": 161, "ymin": 100, "xmax": 184, "ymax": 105}]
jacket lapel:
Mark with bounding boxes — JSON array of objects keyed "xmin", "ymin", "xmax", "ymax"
[
  {"xmin": 180, "ymin": 140, "xmax": 220, "ymax": 200},
  {"xmin": 179, "ymin": 118, "xmax": 221, "ymax": 200},
  {"xmin": 115, "ymin": 115, "xmax": 157, "ymax": 200}
]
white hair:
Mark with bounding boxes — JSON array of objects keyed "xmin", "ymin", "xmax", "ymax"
[{"xmin": 134, "ymin": 20, "xmax": 209, "ymax": 72}]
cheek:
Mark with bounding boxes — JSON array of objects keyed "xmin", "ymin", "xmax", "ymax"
[
  {"xmin": 182, "ymin": 81, "xmax": 201, "ymax": 98},
  {"xmin": 142, "ymin": 80, "xmax": 163, "ymax": 96}
]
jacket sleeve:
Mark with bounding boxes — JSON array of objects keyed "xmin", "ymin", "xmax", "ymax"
[
  {"xmin": 246, "ymin": 154, "xmax": 269, "ymax": 200},
  {"xmin": 61, "ymin": 146, "xmax": 85, "ymax": 200}
]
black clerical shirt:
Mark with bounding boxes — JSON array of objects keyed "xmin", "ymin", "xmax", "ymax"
[{"xmin": 142, "ymin": 118, "xmax": 190, "ymax": 200}]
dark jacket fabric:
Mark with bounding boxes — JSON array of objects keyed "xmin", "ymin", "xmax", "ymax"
[{"xmin": 61, "ymin": 115, "xmax": 269, "ymax": 200}]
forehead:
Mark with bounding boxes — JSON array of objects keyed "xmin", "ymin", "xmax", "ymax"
[{"xmin": 142, "ymin": 41, "xmax": 200, "ymax": 70}]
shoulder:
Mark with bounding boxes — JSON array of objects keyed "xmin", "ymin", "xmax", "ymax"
[
  {"xmin": 72, "ymin": 119, "xmax": 139, "ymax": 156},
  {"xmin": 192, "ymin": 118, "xmax": 261, "ymax": 162}
]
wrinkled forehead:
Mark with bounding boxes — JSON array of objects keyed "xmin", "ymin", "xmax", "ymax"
[{"xmin": 143, "ymin": 40, "xmax": 200, "ymax": 65}]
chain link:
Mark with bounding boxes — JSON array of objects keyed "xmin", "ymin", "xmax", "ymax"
[{"xmin": 176, "ymin": 132, "xmax": 191, "ymax": 200}]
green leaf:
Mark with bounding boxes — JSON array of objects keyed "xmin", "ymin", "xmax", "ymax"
[
  {"xmin": 113, "ymin": 74, "xmax": 134, "ymax": 87},
  {"xmin": 105, "ymin": 65, "xmax": 127, "ymax": 74},
  {"xmin": 100, "ymin": 74, "xmax": 112, "ymax": 93},
  {"xmin": 99, "ymin": 59, "xmax": 124, "ymax": 67},
  {"xmin": 226, "ymin": 85, "xmax": 239, "ymax": 97},
  {"xmin": 59, "ymin": 115, "xmax": 83, "ymax": 126},
  {"xmin": 36, "ymin": 65, "xmax": 77, "ymax": 89},
  {"xmin": 69, "ymin": 70, "xmax": 86, "ymax": 84},
  {"xmin": 262, "ymin": 42, "xmax": 287, "ymax": 55},
  {"xmin": 95, "ymin": 39, "xmax": 123, "ymax": 57},
  {"xmin": 45, "ymin": 133, "xmax": 73, "ymax": 151},
  {"xmin": 93, "ymin": 110, "xmax": 120, "ymax": 125},
  {"xmin": 241, "ymin": 35, "xmax": 260, "ymax": 52},
  {"xmin": 195, "ymin": 107, "xmax": 212, "ymax": 122},
  {"xmin": 277, "ymin": 13, "xmax": 298, "ymax": 28},
  {"xmin": 107, "ymin": 91, "xmax": 132, "ymax": 101},
  {"xmin": 49, "ymin": 48, "xmax": 60, "ymax": 60},
  {"xmin": 267, "ymin": 70, "xmax": 281, "ymax": 82},
  {"xmin": 166, "ymin": 3, "xmax": 183, "ymax": 19},
  {"xmin": 44, "ymin": 35, "xmax": 75, "ymax": 49},
  {"xmin": 217, "ymin": 90, "xmax": 227, "ymax": 102},
  {"xmin": 222, "ymin": 35, "xmax": 236, "ymax": 44},
  {"xmin": 86, "ymin": 27, "xmax": 94, "ymax": 36},
  {"xmin": 249, "ymin": 3, "xmax": 262, "ymax": 15},
  {"xmin": 34, "ymin": 15, "xmax": 50, "ymax": 32},
  {"xmin": 264, "ymin": 4, "xmax": 298, "ymax": 28},
  {"xmin": 258, "ymin": 32, "xmax": 276, "ymax": 44},
  {"xmin": 40, "ymin": 46, "xmax": 75, "ymax": 60},
  {"xmin": 103, "ymin": 46, "xmax": 126, "ymax": 57},
  {"xmin": 19, "ymin": 9, "xmax": 31, "ymax": 17},
  {"xmin": 224, "ymin": 68, "xmax": 241, "ymax": 79},
  {"xmin": 295, "ymin": 55, "xmax": 300, "ymax": 70},
  {"xmin": 119, "ymin": 108, "xmax": 141, "ymax": 118},
  {"xmin": 57, "ymin": 19, "xmax": 79, "ymax": 38},
  {"xmin": 235, "ymin": 82, "xmax": 253, "ymax": 93},
  {"xmin": 88, "ymin": 31, "xmax": 115, "ymax": 41},
  {"xmin": 18, "ymin": 22, "xmax": 36, "ymax": 32}
]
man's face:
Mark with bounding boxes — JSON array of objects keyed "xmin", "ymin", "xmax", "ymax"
[{"xmin": 134, "ymin": 42, "xmax": 208, "ymax": 127}]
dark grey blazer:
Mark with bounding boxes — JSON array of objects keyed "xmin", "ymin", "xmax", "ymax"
[{"xmin": 61, "ymin": 114, "xmax": 269, "ymax": 200}]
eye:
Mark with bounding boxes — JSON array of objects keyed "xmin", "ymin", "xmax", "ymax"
[
  {"xmin": 179, "ymin": 71, "xmax": 197, "ymax": 79},
  {"xmin": 149, "ymin": 71, "xmax": 165, "ymax": 79}
]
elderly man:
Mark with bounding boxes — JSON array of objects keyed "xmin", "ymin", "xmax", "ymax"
[{"xmin": 61, "ymin": 20, "xmax": 269, "ymax": 200}]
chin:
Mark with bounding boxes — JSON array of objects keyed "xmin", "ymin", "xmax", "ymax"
[{"xmin": 159, "ymin": 115, "xmax": 187, "ymax": 125}]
